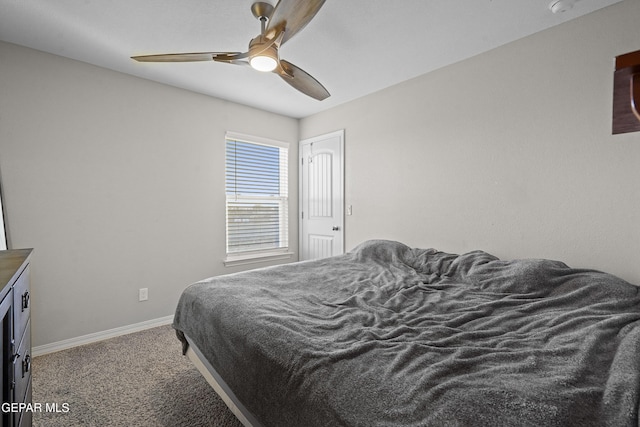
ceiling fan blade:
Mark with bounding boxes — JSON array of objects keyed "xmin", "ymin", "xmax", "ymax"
[
  {"xmin": 131, "ymin": 52, "xmax": 246, "ymax": 63},
  {"xmin": 211, "ymin": 52, "xmax": 251, "ymax": 66},
  {"xmin": 276, "ymin": 59, "xmax": 329, "ymax": 100},
  {"xmin": 266, "ymin": 0, "xmax": 326, "ymax": 45},
  {"xmin": 214, "ymin": 57, "xmax": 251, "ymax": 67}
]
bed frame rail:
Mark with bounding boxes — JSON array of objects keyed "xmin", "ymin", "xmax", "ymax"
[{"xmin": 185, "ymin": 335, "xmax": 262, "ymax": 427}]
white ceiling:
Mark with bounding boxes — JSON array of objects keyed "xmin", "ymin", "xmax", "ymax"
[{"xmin": 0, "ymin": 0, "xmax": 624, "ymax": 118}]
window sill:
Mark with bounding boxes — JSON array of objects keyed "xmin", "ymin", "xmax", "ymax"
[{"xmin": 224, "ymin": 251, "xmax": 295, "ymax": 267}]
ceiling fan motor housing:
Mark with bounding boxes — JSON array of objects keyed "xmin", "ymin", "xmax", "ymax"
[{"xmin": 249, "ymin": 35, "xmax": 279, "ymax": 71}]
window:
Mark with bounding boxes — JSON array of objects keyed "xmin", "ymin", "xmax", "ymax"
[{"xmin": 225, "ymin": 132, "xmax": 291, "ymax": 265}]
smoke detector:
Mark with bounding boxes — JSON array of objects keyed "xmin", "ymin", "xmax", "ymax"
[{"xmin": 549, "ymin": 0, "xmax": 575, "ymax": 13}]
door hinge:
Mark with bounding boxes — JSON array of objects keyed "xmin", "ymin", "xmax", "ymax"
[{"xmin": 301, "ymin": 211, "xmax": 304, "ymax": 219}]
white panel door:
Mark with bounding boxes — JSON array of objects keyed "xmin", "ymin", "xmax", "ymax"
[{"xmin": 299, "ymin": 130, "xmax": 344, "ymax": 261}]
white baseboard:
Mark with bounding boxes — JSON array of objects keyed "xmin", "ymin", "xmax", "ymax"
[{"xmin": 32, "ymin": 314, "xmax": 175, "ymax": 357}]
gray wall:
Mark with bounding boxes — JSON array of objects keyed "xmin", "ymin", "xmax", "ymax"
[
  {"xmin": 300, "ymin": 0, "xmax": 640, "ymax": 285},
  {"xmin": 0, "ymin": 41, "xmax": 299, "ymax": 347}
]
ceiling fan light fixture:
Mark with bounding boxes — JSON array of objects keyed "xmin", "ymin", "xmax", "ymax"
[
  {"xmin": 248, "ymin": 35, "xmax": 279, "ymax": 72},
  {"xmin": 250, "ymin": 54, "xmax": 278, "ymax": 72}
]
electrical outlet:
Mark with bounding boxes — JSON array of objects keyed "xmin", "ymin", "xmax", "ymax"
[{"xmin": 139, "ymin": 288, "xmax": 148, "ymax": 302}]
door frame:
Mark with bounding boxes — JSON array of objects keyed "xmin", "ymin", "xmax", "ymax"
[{"xmin": 298, "ymin": 129, "xmax": 345, "ymax": 260}]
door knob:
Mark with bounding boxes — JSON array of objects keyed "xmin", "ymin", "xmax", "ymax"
[{"xmin": 332, "ymin": 226, "xmax": 340, "ymax": 231}]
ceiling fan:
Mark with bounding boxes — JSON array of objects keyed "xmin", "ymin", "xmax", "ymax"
[{"xmin": 131, "ymin": 0, "xmax": 330, "ymax": 101}]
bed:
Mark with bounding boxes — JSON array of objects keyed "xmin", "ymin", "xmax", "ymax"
[{"xmin": 173, "ymin": 239, "xmax": 640, "ymax": 426}]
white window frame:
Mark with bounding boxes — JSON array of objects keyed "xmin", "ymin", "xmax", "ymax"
[{"xmin": 224, "ymin": 131, "xmax": 293, "ymax": 267}]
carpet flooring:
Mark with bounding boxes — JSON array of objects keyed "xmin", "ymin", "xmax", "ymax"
[{"xmin": 32, "ymin": 324, "xmax": 244, "ymax": 427}]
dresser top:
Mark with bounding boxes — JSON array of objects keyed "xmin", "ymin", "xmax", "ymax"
[{"xmin": 0, "ymin": 249, "xmax": 33, "ymax": 290}]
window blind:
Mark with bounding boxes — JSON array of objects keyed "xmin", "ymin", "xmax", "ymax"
[{"xmin": 225, "ymin": 137, "xmax": 288, "ymax": 255}]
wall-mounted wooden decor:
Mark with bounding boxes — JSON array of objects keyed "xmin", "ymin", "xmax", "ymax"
[{"xmin": 613, "ymin": 49, "xmax": 640, "ymax": 135}]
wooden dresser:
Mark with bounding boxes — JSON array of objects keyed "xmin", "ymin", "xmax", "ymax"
[{"xmin": 0, "ymin": 249, "xmax": 33, "ymax": 427}]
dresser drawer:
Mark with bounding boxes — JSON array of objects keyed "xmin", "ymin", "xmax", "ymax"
[
  {"xmin": 13, "ymin": 319, "xmax": 31, "ymax": 407},
  {"xmin": 12, "ymin": 266, "xmax": 30, "ymax": 345}
]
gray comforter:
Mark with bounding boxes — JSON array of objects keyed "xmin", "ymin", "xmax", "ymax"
[{"xmin": 173, "ymin": 240, "xmax": 640, "ymax": 426}]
